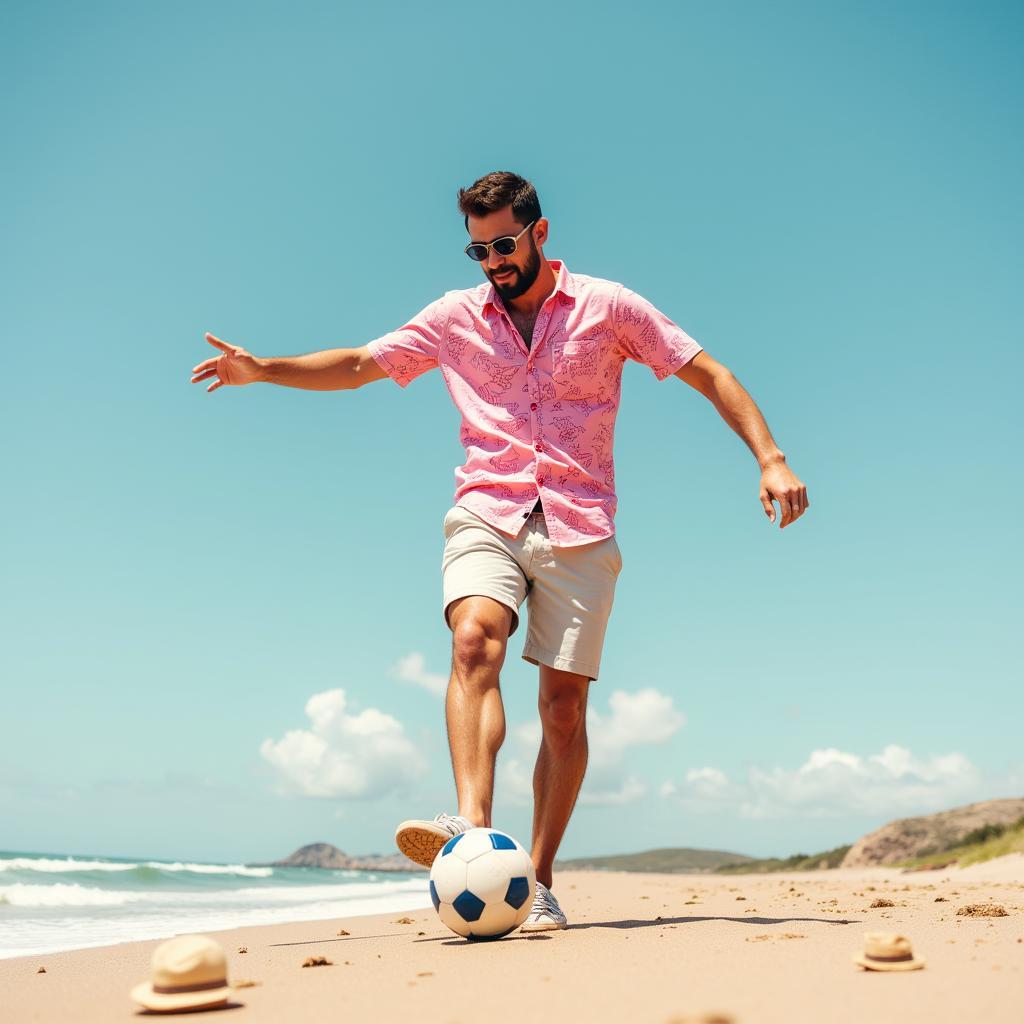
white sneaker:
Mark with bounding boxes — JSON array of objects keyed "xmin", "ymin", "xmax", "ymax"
[
  {"xmin": 519, "ymin": 881, "xmax": 567, "ymax": 931},
  {"xmin": 395, "ymin": 813, "xmax": 475, "ymax": 868}
]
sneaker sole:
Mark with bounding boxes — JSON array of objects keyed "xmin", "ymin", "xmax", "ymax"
[
  {"xmin": 519, "ymin": 919, "xmax": 567, "ymax": 932},
  {"xmin": 394, "ymin": 821, "xmax": 452, "ymax": 868}
]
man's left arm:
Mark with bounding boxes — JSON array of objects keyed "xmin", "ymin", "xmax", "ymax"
[{"xmin": 674, "ymin": 351, "xmax": 809, "ymax": 529}]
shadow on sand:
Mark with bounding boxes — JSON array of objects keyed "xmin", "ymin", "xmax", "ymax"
[{"xmin": 267, "ymin": 913, "xmax": 861, "ymax": 949}]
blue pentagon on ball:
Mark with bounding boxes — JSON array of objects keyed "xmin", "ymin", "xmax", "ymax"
[
  {"xmin": 452, "ymin": 889, "xmax": 486, "ymax": 922},
  {"xmin": 504, "ymin": 876, "xmax": 531, "ymax": 911}
]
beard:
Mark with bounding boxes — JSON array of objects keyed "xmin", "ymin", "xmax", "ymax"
[{"xmin": 488, "ymin": 238, "xmax": 541, "ymax": 301}]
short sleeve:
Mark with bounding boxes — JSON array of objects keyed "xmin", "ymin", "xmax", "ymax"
[
  {"xmin": 612, "ymin": 285, "xmax": 703, "ymax": 381},
  {"xmin": 365, "ymin": 294, "xmax": 450, "ymax": 388}
]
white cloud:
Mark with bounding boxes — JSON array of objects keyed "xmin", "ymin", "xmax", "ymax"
[
  {"xmin": 660, "ymin": 743, "xmax": 982, "ymax": 819},
  {"xmin": 498, "ymin": 688, "xmax": 685, "ymax": 807},
  {"xmin": 579, "ymin": 776, "xmax": 648, "ymax": 806},
  {"xmin": 260, "ymin": 689, "xmax": 426, "ymax": 799},
  {"xmin": 580, "ymin": 688, "xmax": 685, "ymax": 805},
  {"xmin": 392, "ymin": 652, "xmax": 448, "ymax": 697},
  {"xmin": 586, "ymin": 689, "xmax": 685, "ymax": 766},
  {"xmin": 685, "ymin": 766, "xmax": 730, "ymax": 793}
]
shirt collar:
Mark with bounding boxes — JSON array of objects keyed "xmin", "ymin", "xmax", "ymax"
[{"xmin": 482, "ymin": 259, "xmax": 576, "ymax": 314}]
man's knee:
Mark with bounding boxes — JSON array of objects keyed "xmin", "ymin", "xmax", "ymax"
[
  {"xmin": 449, "ymin": 597, "xmax": 512, "ymax": 679},
  {"xmin": 539, "ymin": 672, "xmax": 589, "ymax": 744}
]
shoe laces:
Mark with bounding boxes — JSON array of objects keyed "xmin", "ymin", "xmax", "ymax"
[
  {"xmin": 434, "ymin": 813, "xmax": 471, "ymax": 837},
  {"xmin": 531, "ymin": 882, "xmax": 562, "ymax": 916}
]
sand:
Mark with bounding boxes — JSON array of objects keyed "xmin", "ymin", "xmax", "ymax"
[{"xmin": 3, "ymin": 857, "xmax": 1022, "ymax": 1024}]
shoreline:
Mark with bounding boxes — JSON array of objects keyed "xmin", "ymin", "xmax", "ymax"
[
  {"xmin": 3, "ymin": 859, "xmax": 1022, "ymax": 1023},
  {"xmin": 0, "ymin": 885, "xmax": 434, "ymax": 962}
]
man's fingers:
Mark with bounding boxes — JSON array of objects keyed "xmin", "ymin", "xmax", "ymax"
[
  {"xmin": 191, "ymin": 368, "xmax": 217, "ymax": 384},
  {"xmin": 790, "ymin": 488, "xmax": 807, "ymax": 522},
  {"xmin": 776, "ymin": 495, "xmax": 792, "ymax": 527},
  {"xmin": 192, "ymin": 356, "xmax": 218, "ymax": 374},
  {"xmin": 762, "ymin": 479, "xmax": 810, "ymax": 529},
  {"xmin": 207, "ymin": 379, "xmax": 223, "ymax": 393},
  {"xmin": 205, "ymin": 333, "xmax": 235, "ymax": 353}
]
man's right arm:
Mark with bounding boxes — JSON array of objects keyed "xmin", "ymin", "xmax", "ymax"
[
  {"xmin": 191, "ymin": 333, "xmax": 389, "ymax": 393},
  {"xmin": 257, "ymin": 344, "xmax": 389, "ymax": 391}
]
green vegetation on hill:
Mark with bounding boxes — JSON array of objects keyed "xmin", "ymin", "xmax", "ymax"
[
  {"xmin": 554, "ymin": 847, "xmax": 755, "ymax": 873},
  {"xmin": 554, "ymin": 844, "xmax": 853, "ymax": 874},
  {"xmin": 894, "ymin": 815, "xmax": 1024, "ymax": 870},
  {"xmin": 713, "ymin": 845, "xmax": 852, "ymax": 874}
]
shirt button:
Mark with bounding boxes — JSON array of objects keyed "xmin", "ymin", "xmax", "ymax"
[
  {"xmin": 530, "ymin": 402, "xmax": 537, "ymax": 411},
  {"xmin": 535, "ymin": 443, "xmax": 542, "ymax": 452}
]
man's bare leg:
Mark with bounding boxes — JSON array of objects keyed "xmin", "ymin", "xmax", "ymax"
[
  {"xmin": 446, "ymin": 595, "xmax": 514, "ymax": 828},
  {"xmin": 531, "ymin": 665, "xmax": 591, "ymax": 888}
]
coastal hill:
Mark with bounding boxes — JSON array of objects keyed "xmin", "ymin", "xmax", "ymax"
[
  {"xmin": 271, "ymin": 842, "xmax": 424, "ymax": 872},
  {"xmin": 839, "ymin": 796, "xmax": 1024, "ymax": 867}
]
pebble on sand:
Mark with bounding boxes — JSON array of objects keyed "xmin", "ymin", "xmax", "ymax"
[
  {"xmin": 302, "ymin": 957, "xmax": 333, "ymax": 967},
  {"xmin": 957, "ymin": 904, "xmax": 1009, "ymax": 918}
]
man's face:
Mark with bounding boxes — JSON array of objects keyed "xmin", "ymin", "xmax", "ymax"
[{"xmin": 466, "ymin": 208, "xmax": 543, "ymax": 302}]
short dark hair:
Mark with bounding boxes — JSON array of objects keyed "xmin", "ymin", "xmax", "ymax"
[{"xmin": 457, "ymin": 171, "xmax": 542, "ymax": 230}]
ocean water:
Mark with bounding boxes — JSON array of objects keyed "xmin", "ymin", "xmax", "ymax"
[{"xmin": 0, "ymin": 850, "xmax": 430, "ymax": 959}]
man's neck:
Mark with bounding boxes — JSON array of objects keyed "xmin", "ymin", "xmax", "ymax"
[{"xmin": 505, "ymin": 259, "xmax": 558, "ymax": 319}]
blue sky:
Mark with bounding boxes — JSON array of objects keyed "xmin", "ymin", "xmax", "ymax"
[{"xmin": 2, "ymin": 0, "xmax": 1021, "ymax": 864}]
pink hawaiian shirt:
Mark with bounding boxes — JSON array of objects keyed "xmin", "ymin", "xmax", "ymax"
[{"xmin": 366, "ymin": 260, "xmax": 703, "ymax": 547}]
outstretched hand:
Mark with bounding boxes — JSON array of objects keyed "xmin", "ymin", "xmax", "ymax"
[
  {"xmin": 190, "ymin": 333, "xmax": 262, "ymax": 392},
  {"xmin": 759, "ymin": 460, "xmax": 809, "ymax": 528}
]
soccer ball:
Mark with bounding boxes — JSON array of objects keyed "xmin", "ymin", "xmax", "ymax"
[{"xmin": 429, "ymin": 828, "xmax": 536, "ymax": 941}]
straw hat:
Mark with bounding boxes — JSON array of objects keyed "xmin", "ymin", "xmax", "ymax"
[
  {"xmin": 853, "ymin": 932, "xmax": 926, "ymax": 972},
  {"xmin": 130, "ymin": 934, "xmax": 234, "ymax": 1012}
]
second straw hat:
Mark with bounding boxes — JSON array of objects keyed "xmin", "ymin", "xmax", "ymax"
[
  {"xmin": 130, "ymin": 934, "xmax": 234, "ymax": 1012},
  {"xmin": 853, "ymin": 932, "xmax": 926, "ymax": 972}
]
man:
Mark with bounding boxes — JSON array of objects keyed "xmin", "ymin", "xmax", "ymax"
[{"xmin": 190, "ymin": 171, "xmax": 808, "ymax": 932}]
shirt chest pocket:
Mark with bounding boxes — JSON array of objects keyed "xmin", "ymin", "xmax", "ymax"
[{"xmin": 550, "ymin": 338, "xmax": 603, "ymax": 399}]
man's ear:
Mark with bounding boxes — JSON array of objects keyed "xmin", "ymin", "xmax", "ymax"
[{"xmin": 534, "ymin": 217, "xmax": 549, "ymax": 247}]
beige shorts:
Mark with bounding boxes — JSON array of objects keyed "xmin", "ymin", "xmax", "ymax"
[{"xmin": 441, "ymin": 504, "xmax": 622, "ymax": 681}]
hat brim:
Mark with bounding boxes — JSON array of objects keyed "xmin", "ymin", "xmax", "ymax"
[
  {"xmin": 852, "ymin": 954, "xmax": 926, "ymax": 972},
  {"xmin": 130, "ymin": 981, "xmax": 233, "ymax": 1012}
]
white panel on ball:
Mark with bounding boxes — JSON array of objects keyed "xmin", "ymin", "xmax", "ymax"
[
  {"xmin": 437, "ymin": 900, "xmax": 473, "ymax": 937},
  {"xmin": 449, "ymin": 828, "xmax": 497, "ymax": 863},
  {"xmin": 473, "ymin": 899, "xmax": 520, "ymax": 939},
  {"xmin": 430, "ymin": 853, "xmax": 468, "ymax": 903},
  {"xmin": 466, "ymin": 851, "xmax": 526, "ymax": 901}
]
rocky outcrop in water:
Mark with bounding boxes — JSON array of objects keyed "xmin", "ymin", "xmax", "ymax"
[{"xmin": 271, "ymin": 842, "xmax": 424, "ymax": 872}]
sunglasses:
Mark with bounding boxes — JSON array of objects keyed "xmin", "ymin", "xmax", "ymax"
[{"xmin": 464, "ymin": 221, "xmax": 535, "ymax": 262}]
